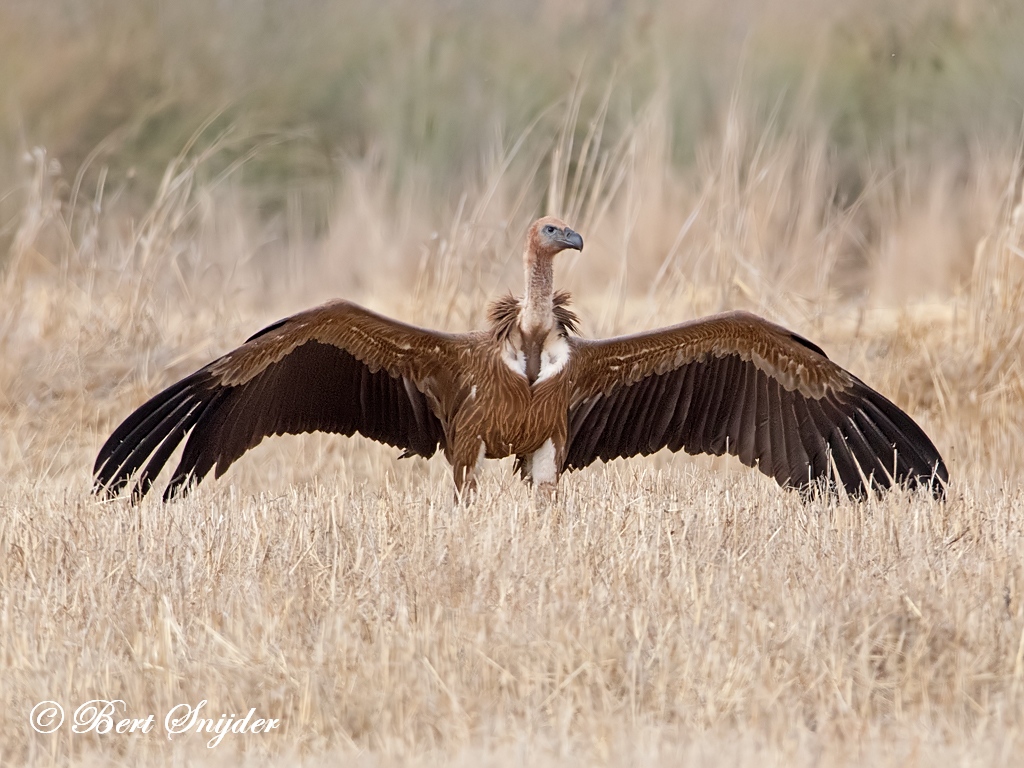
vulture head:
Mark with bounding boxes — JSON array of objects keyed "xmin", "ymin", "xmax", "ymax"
[{"xmin": 527, "ymin": 216, "xmax": 584, "ymax": 261}]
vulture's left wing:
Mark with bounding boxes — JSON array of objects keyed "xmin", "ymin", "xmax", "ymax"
[{"xmin": 564, "ymin": 311, "xmax": 947, "ymax": 497}]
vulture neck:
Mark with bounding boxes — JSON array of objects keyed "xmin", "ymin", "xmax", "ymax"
[{"xmin": 521, "ymin": 253, "xmax": 555, "ymax": 335}]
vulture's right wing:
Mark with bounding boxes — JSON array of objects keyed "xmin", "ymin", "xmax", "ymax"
[{"xmin": 94, "ymin": 300, "xmax": 466, "ymax": 501}]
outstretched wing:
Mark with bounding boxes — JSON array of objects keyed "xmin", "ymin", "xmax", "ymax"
[
  {"xmin": 564, "ymin": 311, "xmax": 948, "ymax": 497},
  {"xmin": 94, "ymin": 300, "xmax": 465, "ymax": 501}
]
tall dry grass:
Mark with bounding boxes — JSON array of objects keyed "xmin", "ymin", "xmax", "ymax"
[{"xmin": 3, "ymin": 0, "xmax": 1024, "ymax": 242}]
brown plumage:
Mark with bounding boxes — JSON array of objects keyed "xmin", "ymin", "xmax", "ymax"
[{"xmin": 94, "ymin": 216, "xmax": 948, "ymax": 502}]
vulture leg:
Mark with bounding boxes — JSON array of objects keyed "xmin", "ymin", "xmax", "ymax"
[
  {"xmin": 527, "ymin": 437, "xmax": 562, "ymax": 500},
  {"xmin": 451, "ymin": 440, "xmax": 485, "ymax": 505}
]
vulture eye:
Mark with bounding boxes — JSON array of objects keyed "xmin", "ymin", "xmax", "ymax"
[{"xmin": 543, "ymin": 225, "xmax": 557, "ymax": 235}]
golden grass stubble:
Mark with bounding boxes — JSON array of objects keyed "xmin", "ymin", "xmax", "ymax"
[{"xmin": 2, "ymin": 473, "xmax": 1023, "ymax": 764}]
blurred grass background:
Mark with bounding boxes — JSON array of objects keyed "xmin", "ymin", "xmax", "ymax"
[{"xmin": 3, "ymin": 0, "xmax": 1024, "ymax": 252}]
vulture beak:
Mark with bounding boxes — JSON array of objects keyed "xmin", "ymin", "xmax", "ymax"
[{"xmin": 561, "ymin": 228, "xmax": 584, "ymax": 251}]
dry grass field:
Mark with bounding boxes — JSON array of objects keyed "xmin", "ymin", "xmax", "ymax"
[{"xmin": 3, "ymin": 1, "xmax": 1024, "ymax": 766}]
